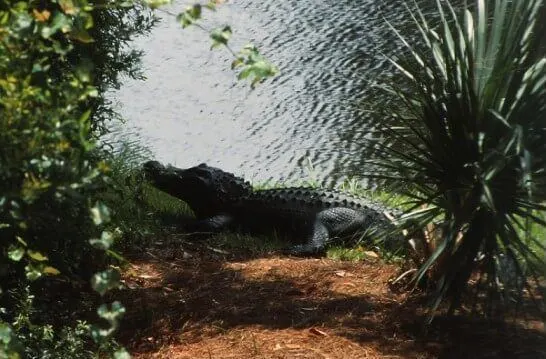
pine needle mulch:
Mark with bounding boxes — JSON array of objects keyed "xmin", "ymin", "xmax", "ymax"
[{"xmin": 116, "ymin": 243, "xmax": 545, "ymax": 359}]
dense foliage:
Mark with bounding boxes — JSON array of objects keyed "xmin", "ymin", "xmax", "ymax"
[
  {"xmin": 371, "ymin": 0, "xmax": 546, "ymax": 318},
  {"xmin": 0, "ymin": 0, "xmax": 154, "ymax": 357}
]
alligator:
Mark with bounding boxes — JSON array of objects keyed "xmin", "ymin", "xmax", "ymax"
[{"xmin": 142, "ymin": 161, "xmax": 407, "ymax": 255}]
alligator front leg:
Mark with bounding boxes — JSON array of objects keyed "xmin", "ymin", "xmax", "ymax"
[{"xmin": 288, "ymin": 207, "xmax": 370, "ymax": 256}]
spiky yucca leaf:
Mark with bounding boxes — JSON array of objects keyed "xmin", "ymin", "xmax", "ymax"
[{"xmin": 371, "ymin": 0, "xmax": 546, "ymax": 318}]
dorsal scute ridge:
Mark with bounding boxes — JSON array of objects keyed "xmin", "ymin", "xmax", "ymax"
[{"xmin": 248, "ymin": 186, "xmax": 390, "ymax": 212}]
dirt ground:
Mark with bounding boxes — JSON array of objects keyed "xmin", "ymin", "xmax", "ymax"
[{"xmin": 116, "ymin": 241, "xmax": 546, "ymax": 359}]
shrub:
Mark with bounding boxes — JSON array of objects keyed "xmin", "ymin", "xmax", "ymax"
[
  {"xmin": 371, "ymin": 0, "xmax": 546, "ymax": 318},
  {"xmin": 0, "ymin": 0, "xmax": 153, "ymax": 357}
]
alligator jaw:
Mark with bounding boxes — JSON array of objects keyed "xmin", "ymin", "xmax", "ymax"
[{"xmin": 143, "ymin": 160, "xmax": 166, "ymax": 182}]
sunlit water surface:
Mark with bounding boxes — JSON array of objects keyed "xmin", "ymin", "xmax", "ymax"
[{"xmin": 111, "ymin": 0, "xmax": 438, "ymax": 186}]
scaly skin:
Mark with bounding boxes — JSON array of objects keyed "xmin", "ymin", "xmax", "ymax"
[{"xmin": 143, "ymin": 161, "xmax": 406, "ymax": 255}]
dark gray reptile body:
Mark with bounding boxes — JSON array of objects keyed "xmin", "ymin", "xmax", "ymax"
[{"xmin": 143, "ymin": 161, "xmax": 405, "ymax": 255}]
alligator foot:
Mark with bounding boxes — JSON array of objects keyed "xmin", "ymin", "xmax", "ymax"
[{"xmin": 283, "ymin": 244, "xmax": 326, "ymax": 257}]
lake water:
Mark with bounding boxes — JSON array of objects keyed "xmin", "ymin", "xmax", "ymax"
[{"xmin": 111, "ymin": 0, "xmax": 437, "ymax": 186}]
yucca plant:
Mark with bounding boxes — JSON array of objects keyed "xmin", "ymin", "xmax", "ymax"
[{"xmin": 370, "ymin": 0, "xmax": 546, "ymax": 318}]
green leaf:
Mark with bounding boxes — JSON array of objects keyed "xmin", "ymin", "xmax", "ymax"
[
  {"xmin": 97, "ymin": 301, "xmax": 125, "ymax": 322},
  {"xmin": 205, "ymin": 1, "xmax": 217, "ymax": 11},
  {"xmin": 233, "ymin": 44, "xmax": 278, "ymax": 87},
  {"xmin": 75, "ymin": 60, "xmax": 93, "ymax": 83},
  {"xmin": 250, "ymin": 76, "xmax": 262, "ymax": 88},
  {"xmin": 82, "ymin": 85, "xmax": 99, "ymax": 99},
  {"xmin": 90, "ymin": 301, "xmax": 126, "ymax": 342},
  {"xmin": 210, "ymin": 26, "xmax": 232, "ymax": 48},
  {"xmin": 144, "ymin": 0, "xmax": 171, "ymax": 10},
  {"xmin": 0, "ymin": 323, "xmax": 14, "ymax": 345},
  {"xmin": 80, "ymin": 11, "xmax": 94, "ymax": 29},
  {"xmin": 25, "ymin": 263, "xmax": 43, "ymax": 281},
  {"xmin": 481, "ymin": 183, "xmax": 496, "ymax": 212},
  {"xmin": 89, "ymin": 230, "xmax": 114, "ymax": 250},
  {"xmin": 187, "ymin": 4, "xmax": 202, "ymax": 20},
  {"xmin": 237, "ymin": 67, "xmax": 252, "ymax": 80},
  {"xmin": 113, "ymin": 348, "xmax": 131, "ymax": 359},
  {"xmin": 176, "ymin": 12, "xmax": 193, "ymax": 28},
  {"xmin": 41, "ymin": 12, "xmax": 71, "ymax": 39},
  {"xmin": 91, "ymin": 268, "xmax": 120, "ymax": 295},
  {"xmin": 177, "ymin": 4, "xmax": 202, "ymax": 28},
  {"xmin": 249, "ymin": 60, "xmax": 278, "ymax": 77},
  {"xmin": 231, "ymin": 57, "xmax": 244, "ymax": 69},
  {"xmin": 50, "ymin": 39, "xmax": 71, "ymax": 54},
  {"xmin": 43, "ymin": 266, "xmax": 61, "ymax": 275},
  {"xmin": 59, "ymin": 0, "xmax": 78, "ymax": 15},
  {"xmin": 70, "ymin": 28, "xmax": 95, "ymax": 43},
  {"xmin": 0, "ymin": 322, "xmax": 23, "ymax": 358},
  {"xmin": 27, "ymin": 250, "xmax": 48, "ymax": 261},
  {"xmin": 13, "ymin": 12, "xmax": 33, "ymax": 33},
  {"xmin": 237, "ymin": 60, "xmax": 278, "ymax": 88},
  {"xmin": 90, "ymin": 201, "xmax": 111, "ymax": 225},
  {"xmin": 7, "ymin": 246, "xmax": 24, "ymax": 262}
]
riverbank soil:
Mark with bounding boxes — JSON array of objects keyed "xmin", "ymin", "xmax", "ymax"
[{"xmin": 118, "ymin": 239, "xmax": 546, "ymax": 359}]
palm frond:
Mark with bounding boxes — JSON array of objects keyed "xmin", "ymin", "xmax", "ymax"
[{"xmin": 373, "ymin": 0, "xmax": 546, "ymax": 319}]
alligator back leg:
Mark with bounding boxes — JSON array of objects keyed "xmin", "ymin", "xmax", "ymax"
[
  {"xmin": 287, "ymin": 221, "xmax": 330, "ymax": 255},
  {"xmin": 288, "ymin": 207, "xmax": 371, "ymax": 255}
]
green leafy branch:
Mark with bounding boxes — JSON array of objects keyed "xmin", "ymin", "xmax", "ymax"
[
  {"xmin": 88, "ymin": 202, "xmax": 130, "ymax": 358},
  {"xmin": 147, "ymin": 0, "xmax": 278, "ymax": 88},
  {"xmin": 231, "ymin": 44, "xmax": 278, "ymax": 88}
]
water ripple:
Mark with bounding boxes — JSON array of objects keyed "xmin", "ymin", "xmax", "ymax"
[{"xmin": 110, "ymin": 0, "xmax": 438, "ymax": 184}]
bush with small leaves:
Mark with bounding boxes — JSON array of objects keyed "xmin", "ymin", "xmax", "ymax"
[{"xmin": 0, "ymin": 0, "xmax": 154, "ymax": 357}]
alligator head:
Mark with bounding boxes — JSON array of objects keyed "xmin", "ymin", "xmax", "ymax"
[{"xmin": 143, "ymin": 161, "xmax": 252, "ymax": 219}]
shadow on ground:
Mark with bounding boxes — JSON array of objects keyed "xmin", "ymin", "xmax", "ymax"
[{"xmin": 115, "ymin": 241, "xmax": 546, "ymax": 359}]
